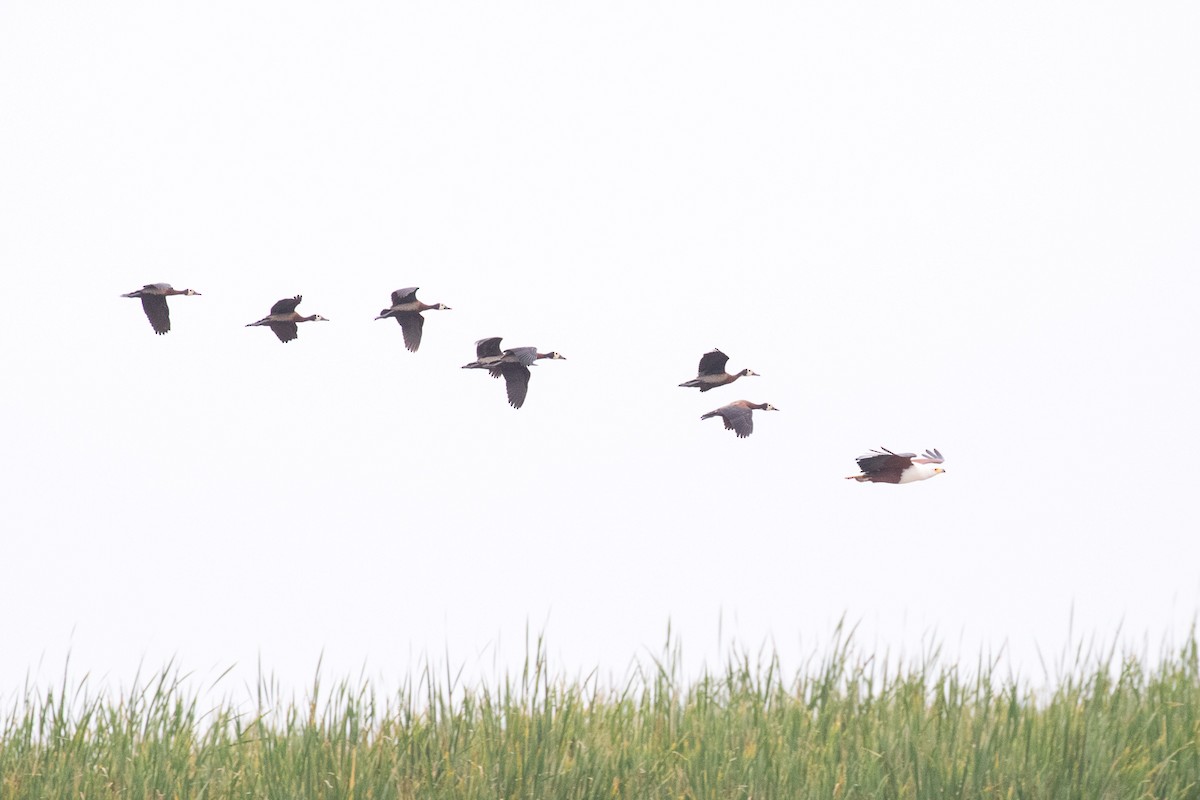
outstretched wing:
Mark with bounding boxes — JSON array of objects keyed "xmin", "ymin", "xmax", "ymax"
[
  {"xmin": 270, "ymin": 295, "xmax": 302, "ymax": 315},
  {"xmin": 697, "ymin": 349, "xmax": 729, "ymax": 376},
  {"xmin": 499, "ymin": 362, "xmax": 531, "ymax": 409},
  {"xmin": 720, "ymin": 405, "xmax": 754, "ymax": 438},
  {"xmin": 390, "ymin": 287, "xmax": 418, "ymax": 305},
  {"xmin": 912, "ymin": 449, "xmax": 944, "ymax": 464},
  {"xmin": 140, "ymin": 295, "xmax": 171, "ymax": 335},
  {"xmin": 394, "ymin": 312, "xmax": 425, "ymax": 352},
  {"xmin": 270, "ymin": 322, "xmax": 298, "ymax": 343},
  {"xmin": 475, "ymin": 337, "xmax": 503, "ymax": 358},
  {"xmin": 854, "ymin": 448, "xmax": 914, "ymax": 482},
  {"xmin": 501, "ymin": 347, "xmax": 538, "ymax": 367}
]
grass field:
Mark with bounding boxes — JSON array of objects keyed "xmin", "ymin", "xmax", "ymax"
[{"xmin": 3, "ymin": 629, "xmax": 1199, "ymax": 799}]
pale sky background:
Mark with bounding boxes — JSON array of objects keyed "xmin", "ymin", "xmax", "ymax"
[{"xmin": 2, "ymin": 1, "xmax": 1199, "ymax": 696}]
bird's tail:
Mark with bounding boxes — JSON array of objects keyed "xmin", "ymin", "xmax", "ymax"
[
  {"xmin": 679, "ymin": 380, "xmax": 699, "ymax": 388},
  {"xmin": 700, "ymin": 411, "xmax": 718, "ymax": 420}
]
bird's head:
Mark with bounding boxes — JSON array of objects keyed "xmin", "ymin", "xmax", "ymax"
[
  {"xmin": 434, "ymin": 303, "xmax": 452, "ymax": 310},
  {"xmin": 741, "ymin": 369, "xmax": 760, "ymax": 377},
  {"xmin": 544, "ymin": 351, "xmax": 567, "ymax": 360},
  {"xmin": 763, "ymin": 403, "xmax": 779, "ymax": 411},
  {"xmin": 184, "ymin": 289, "xmax": 201, "ymax": 296},
  {"xmin": 313, "ymin": 315, "xmax": 330, "ymax": 322}
]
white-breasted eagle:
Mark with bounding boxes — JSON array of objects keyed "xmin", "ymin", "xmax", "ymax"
[{"xmin": 846, "ymin": 448, "xmax": 945, "ymax": 484}]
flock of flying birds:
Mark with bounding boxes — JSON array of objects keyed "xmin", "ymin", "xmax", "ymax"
[{"xmin": 119, "ymin": 282, "xmax": 947, "ymax": 485}]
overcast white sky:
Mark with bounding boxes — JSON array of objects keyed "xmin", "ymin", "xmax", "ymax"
[{"xmin": 2, "ymin": 1, "xmax": 1199, "ymax": 695}]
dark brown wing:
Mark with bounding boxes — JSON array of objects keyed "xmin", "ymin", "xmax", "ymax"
[
  {"xmin": 140, "ymin": 295, "xmax": 171, "ymax": 335},
  {"xmin": 697, "ymin": 349, "xmax": 729, "ymax": 376},
  {"xmin": 499, "ymin": 362, "xmax": 531, "ymax": 408},
  {"xmin": 475, "ymin": 337, "xmax": 503, "ymax": 358},
  {"xmin": 394, "ymin": 312, "xmax": 425, "ymax": 352},
  {"xmin": 390, "ymin": 287, "xmax": 419, "ymax": 305},
  {"xmin": 270, "ymin": 322, "xmax": 298, "ymax": 343},
  {"xmin": 720, "ymin": 405, "xmax": 754, "ymax": 438},
  {"xmin": 270, "ymin": 295, "xmax": 302, "ymax": 315},
  {"xmin": 855, "ymin": 450, "xmax": 913, "ymax": 483}
]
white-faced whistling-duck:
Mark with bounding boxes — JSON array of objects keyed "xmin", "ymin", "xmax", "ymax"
[
  {"xmin": 374, "ymin": 287, "xmax": 451, "ymax": 352},
  {"xmin": 121, "ymin": 283, "xmax": 201, "ymax": 335},
  {"xmin": 846, "ymin": 449, "xmax": 946, "ymax": 484},
  {"xmin": 678, "ymin": 348, "xmax": 759, "ymax": 391},
  {"xmin": 461, "ymin": 337, "xmax": 506, "ymax": 371},
  {"xmin": 490, "ymin": 347, "xmax": 567, "ymax": 409},
  {"xmin": 700, "ymin": 400, "xmax": 779, "ymax": 438},
  {"xmin": 246, "ymin": 295, "xmax": 329, "ymax": 343}
]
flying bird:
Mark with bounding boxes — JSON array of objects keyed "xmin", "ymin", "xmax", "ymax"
[
  {"xmin": 846, "ymin": 449, "xmax": 946, "ymax": 484},
  {"xmin": 700, "ymin": 400, "xmax": 779, "ymax": 438},
  {"xmin": 374, "ymin": 287, "xmax": 451, "ymax": 352},
  {"xmin": 461, "ymin": 337, "xmax": 507, "ymax": 371},
  {"xmin": 120, "ymin": 283, "xmax": 201, "ymax": 335},
  {"xmin": 490, "ymin": 347, "xmax": 567, "ymax": 409},
  {"xmin": 246, "ymin": 295, "xmax": 329, "ymax": 343},
  {"xmin": 463, "ymin": 339, "xmax": 566, "ymax": 408},
  {"xmin": 679, "ymin": 349, "xmax": 759, "ymax": 391}
]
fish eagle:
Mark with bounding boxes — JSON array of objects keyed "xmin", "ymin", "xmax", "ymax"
[{"xmin": 847, "ymin": 448, "xmax": 945, "ymax": 484}]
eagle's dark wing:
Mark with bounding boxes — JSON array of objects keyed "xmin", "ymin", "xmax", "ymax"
[{"xmin": 854, "ymin": 449, "xmax": 913, "ymax": 482}]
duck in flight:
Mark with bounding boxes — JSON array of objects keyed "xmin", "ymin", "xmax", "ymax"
[
  {"xmin": 700, "ymin": 400, "xmax": 778, "ymax": 438},
  {"xmin": 246, "ymin": 295, "xmax": 329, "ymax": 343},
  {"xmin": 121, "ymin": 283, "xmax": 201, "ymax": 335},
  {"xmin": 679, "ymin": 349, "xmax": 759, "ymax": 391},
  {"xmin": 463, "ymin": 338, "xmax": 566, "ymax": 408},
  {"xmin": 491, "ymin": 346, "xmax": 566, "ymax": 409},
  {"xmin": 374, "ymin": 287, "xmax": 450, "ymax": 352}
]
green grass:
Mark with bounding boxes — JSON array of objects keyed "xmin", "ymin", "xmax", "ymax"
[{"xmin": 3, "ymin": 628, "xmax": 1200, "ymax": 799}]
